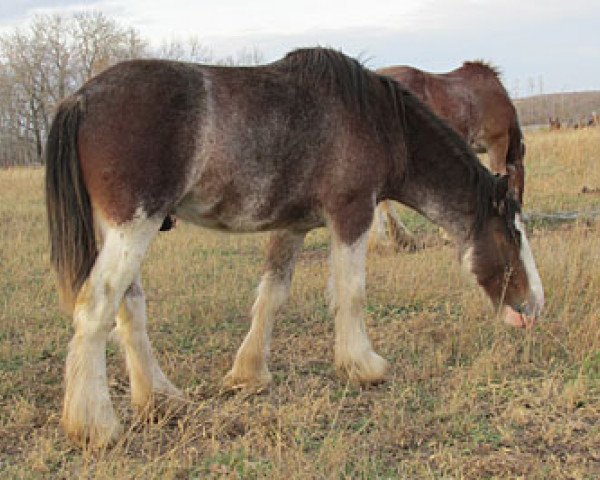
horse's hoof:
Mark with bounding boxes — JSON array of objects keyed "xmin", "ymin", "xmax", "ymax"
[
  {"xmin": 222, "ymin": 369, "xmax": 272, "ymax": 394},
  {"xmin": 336, "ymin": 350, "xmax": 390, "ymax": 386},
  {"xmin": 62, "ymin": 416, "xmax": 123, "ymax": 449},
  {"xmin": 132, "ymin": 393, "xmax": 188, "ymax": 426}
]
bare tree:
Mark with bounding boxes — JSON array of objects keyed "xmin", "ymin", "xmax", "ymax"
[
  {"xmin": 156, "ymin": 37, "xmax": 214, "ymax": 63},
  {"xmin": 218, "ymin": 47, "xmax": 265, "ymax": 66},
  {"xmin": 156, "ymin": 39, "xmax": 264, "ymax": 67},
  {"xmin": 0, "ymin": 11, "xmax": 265, "ymax": 166},
  {"xmin": 0, "ymin": 12, "xmax": 147, "ymax": 165},
  {"xmin": 72, "ymin": 12, "xmax": 147, "ymax": 82},
  {"xmin": 0, "ymin": 27, "xmax": 54, "ymax": 161},
  {"xmin": 0, "ymin": 63, "xmax": 29, "ymax": 165}
]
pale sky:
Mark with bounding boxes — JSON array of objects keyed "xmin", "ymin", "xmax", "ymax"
[{"xmin": 1, "ymin": 0, "xmax": 599, "ymax": 96}]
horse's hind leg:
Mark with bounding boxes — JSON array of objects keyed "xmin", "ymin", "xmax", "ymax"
[
  {"xmin": 223, "ymin": 230, "xmax": 305, "ymax": 391},
  {"xmin": 329, "ymin": 223, "xmax": 389, "ymax": 385},
  {"xmin": 62, "ymin": 217, "xmax": 160, "ymax": 447},
  {"xmin": 115, "ymin": 276, "xmax": 182, "ymax": 412}
]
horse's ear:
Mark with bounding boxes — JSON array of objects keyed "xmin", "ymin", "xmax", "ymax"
[{"xmin": 506, "ymin": 164, "xmax": 520, "ymax": 201}]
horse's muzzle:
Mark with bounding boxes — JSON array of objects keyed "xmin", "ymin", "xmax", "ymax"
[{"xmin": 503, "ymin": 293, "xmax": 544, "ymax": 328}]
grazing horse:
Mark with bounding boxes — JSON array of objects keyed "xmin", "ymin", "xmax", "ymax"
[{"xmin": 45, "ymin": 48, "xmax": 544, "ymax": 447}]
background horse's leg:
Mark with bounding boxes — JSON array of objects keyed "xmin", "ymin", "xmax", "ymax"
[
  {"xmin": 372, "ymin": 202, "xmax": 390, "ymax": 242},
  {"xmin": 384, "ymin": 202, "xmax": 419, "ymax": 251},
  {"xmin": 487, "ymin": 133, "xmax": 510, "ymax": 175},
  {"xmin": 488, "ymin": 133, "xmax": 526, "ymax": 202},
  {"xmin": 115, "ymin": 275, "xmax": 182, "ymax": 413},
  {"xmin": 330, "ymin": 227, "xmax": 389, "ymax": 385},
  {"xmin": 223, "ymin": 230, "xmax": 306, "ymax": 391},
  {"xmin": 369, "ymin": 201, "xmax": 418, "ymax": 252},
  {"xmin": 62, "ymin": 218, "xmax": 159, "ymax": 446}
]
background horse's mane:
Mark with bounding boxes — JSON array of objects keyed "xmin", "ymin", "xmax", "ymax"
[{"xmin": 460, "ymin": 60, "xmax": 502, "ymax": 79}]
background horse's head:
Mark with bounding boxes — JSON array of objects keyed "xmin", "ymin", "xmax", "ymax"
[{"xmin": 463, "ymin": 166, "xmax": 544, "ymax": 327}]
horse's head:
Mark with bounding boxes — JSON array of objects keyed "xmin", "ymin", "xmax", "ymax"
[{"xmin": 462, "ymin": 166, "xmax": 544, "ymax": 327}]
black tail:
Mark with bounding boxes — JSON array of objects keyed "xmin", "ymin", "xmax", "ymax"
[{"xmin": 45, "ymin": 95, "xmax": 96, "ymax": 312}]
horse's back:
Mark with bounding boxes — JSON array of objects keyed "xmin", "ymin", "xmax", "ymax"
[
  {"xmin": 75, "ymin": 60, "xmax": 325, "ymax": 227},
  {"xmin": 73, "ymin": 58, "xmax": 382, "ymax": 233},
  {"xmin": 67, "ymin": 51, "xmax": 409, "ymax": 235}
]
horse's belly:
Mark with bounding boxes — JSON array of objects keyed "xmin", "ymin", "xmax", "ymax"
[
  {"xmin": 173, "ymin": 207, "xmax": 230, "ymax": 230},
  {"xmin": 173, "ymin": 198, "xmax": 257, "ymax": 232},
  {"xmin": 174, "ymin": 190, "xmax": 324, "ymax": 233}
]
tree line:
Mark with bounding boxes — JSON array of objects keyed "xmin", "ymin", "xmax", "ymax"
[{"xmin": 0, "ymin": 12, "xmax": 263, "ymax": 166}]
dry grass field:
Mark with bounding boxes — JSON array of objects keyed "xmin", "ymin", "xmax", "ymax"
[{"xmin": 1, "ymin": 127, "xmax": 600, "ymax": 479}]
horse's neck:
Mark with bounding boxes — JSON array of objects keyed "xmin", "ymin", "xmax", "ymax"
[
  {"xmin": 398, "ymin": 175, "xmax": 478, "ymax": 242},
  {"xmin": 393, "ymin": 102, "xmax": 486, "ymax": 242}
]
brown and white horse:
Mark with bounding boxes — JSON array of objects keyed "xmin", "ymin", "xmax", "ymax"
[{"xmin": 45, "ymin": 48, "xmax": 544, "ymax": 447}]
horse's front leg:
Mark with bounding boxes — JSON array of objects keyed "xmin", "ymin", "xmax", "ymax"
[
  {"xmin": 330, "ymin": 223, "xmax": 389, "ymax": 385},
  {"xmin": 223, "ymin": 230, "xmax": 306, "ymax": 391}
]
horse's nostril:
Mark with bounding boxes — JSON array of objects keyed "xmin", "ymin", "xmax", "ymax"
[{"xmin": 513, "ymin": 304, "xmax": 525, "ymax": 314}]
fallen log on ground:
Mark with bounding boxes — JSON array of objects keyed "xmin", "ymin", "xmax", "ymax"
[{"xmin": 522, "ymin": 208, "xmax": 600, "ymax": 225}]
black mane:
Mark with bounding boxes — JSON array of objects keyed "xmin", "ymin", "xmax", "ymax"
[
  {"xmin": 276, "ymin": 48, "xmax": 371, "ymax": 110},
  {"xmin": 276, "ymin": 48, "xmax": 407, "ymax": 159}
]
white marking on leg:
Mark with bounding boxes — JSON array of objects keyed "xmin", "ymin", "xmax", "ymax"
[
  {"xmin": 62, "ymin": 213, "xmax": 160, "ymax": 446},
  {"xmin": 223, "ymin": 272, "xmax": 288, "ymax": 390},
  {"xmin": 461, "ymin": 245, "xmax": 475, "ymax": 274},
  {"xmin": 385, "ymin": 202, "xmax": 408, "ymax": 234},
  {"xmin": 331, "ymin": 229, "xmax": 388, "ymax": 384},
  {"xmin": 515, "ymin": 214, "xmax": 544, "ymax": 314},
  {"xmin": 116, "ymin": 277, "xmax": 181, "ymax": 410},
  {"xmin": 224, "ymin": 231, "xmax": 304, "ymax": 390}
]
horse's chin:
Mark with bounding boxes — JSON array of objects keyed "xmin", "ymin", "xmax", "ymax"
[{"xmin": 502, "ymin": 305, "xmax": 535, "ymax": 328}]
